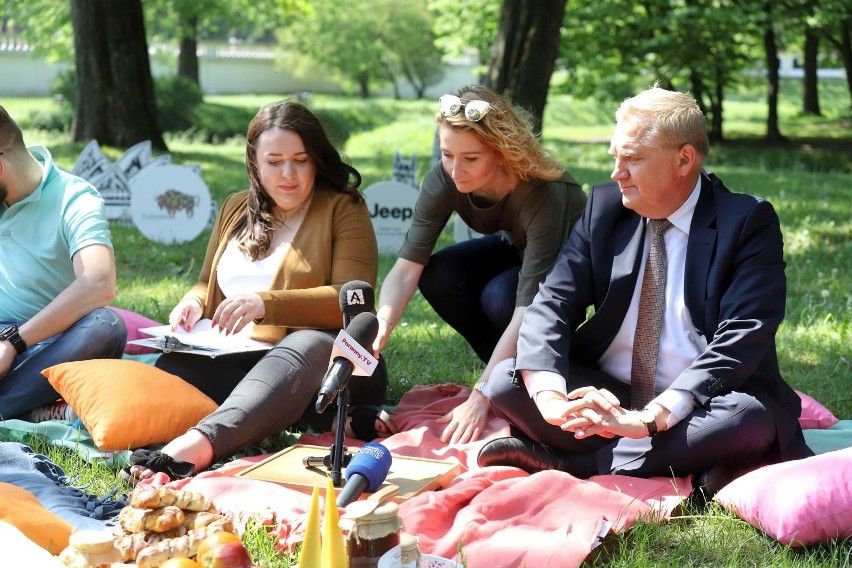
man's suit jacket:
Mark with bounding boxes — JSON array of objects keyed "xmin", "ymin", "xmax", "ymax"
[{"xmin": 517, "ymin": 170, "xmax": 811, "ymax": 462}]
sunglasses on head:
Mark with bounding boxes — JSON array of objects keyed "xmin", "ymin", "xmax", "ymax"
[{"xmin": 439, "ymin": 94, "xmax": 492, "ymax": 122}]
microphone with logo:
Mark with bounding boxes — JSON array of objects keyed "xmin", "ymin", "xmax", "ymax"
[
  {"xmin": 336, "ymin": 442, "xmax": 392, "ymax": 508},
  {"xmin": 315, "ymin": 311, "xmax": 379, "ymax": 414},
  {"xmin": 339, "ymin": 280, "xmax": 375, "ymax": 328}
]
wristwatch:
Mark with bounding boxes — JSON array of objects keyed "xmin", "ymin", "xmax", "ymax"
[
  {"xmin": 0, "ymin": 324, "xmax": 27, "ymax": 355},
  {"xmin": 638, "ymin": 408, "xmax": 658, "ymax": 437},
  {"xmin": 472, "ymin": 381, "xmax": 487, "ymax": 395}
]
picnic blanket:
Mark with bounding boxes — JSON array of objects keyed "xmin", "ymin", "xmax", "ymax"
[{"xmin": 157, "ymin": 384, "xmax": 692, "ymax": 567}]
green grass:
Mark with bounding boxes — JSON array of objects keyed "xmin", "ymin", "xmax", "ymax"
[{"xmin": 2, "ymin": 77, "xmax": 850, "ymax": 566}]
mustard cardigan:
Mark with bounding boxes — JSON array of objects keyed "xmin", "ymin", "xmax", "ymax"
[{"xmin": 182, "ymin": 186, "xmax": 379, "ymax": 344}]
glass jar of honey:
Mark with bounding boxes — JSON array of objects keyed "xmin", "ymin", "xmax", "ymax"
[{"xmin": 340, "ymin": 500, "xmax": 402, "ymax": 567}]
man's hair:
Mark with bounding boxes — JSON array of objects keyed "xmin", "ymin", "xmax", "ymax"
[
  {"xmin": 436, "ymin": 84, "xmax": 564, "ymax": 182},
  {"xmin": 0, "ymin": 105, "xmax": 25, "ymax": 154},
  {"xmin": 615, "ymin": 85, "xmax": 709, "ymax": 158}
]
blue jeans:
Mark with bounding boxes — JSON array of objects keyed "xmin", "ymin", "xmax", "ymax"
[
  {"xmin": 419, "ymin": 234, "xmax": 520, "ymax": 363},
  {"xmin": 0, "ymin": 307, "xmax": 127, "ymax": 419}
]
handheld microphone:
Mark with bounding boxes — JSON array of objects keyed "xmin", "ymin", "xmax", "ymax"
[
  {"xmin": 315, "ymin": 312, "xmax": 379, "ymax": 413},
  {"xmin": 336, "ymin": 442, "xmax": 392, "ymax": 508},
  {"xmin": 339, "ymin": 280, "xmax": 375, "ymax": 328}
]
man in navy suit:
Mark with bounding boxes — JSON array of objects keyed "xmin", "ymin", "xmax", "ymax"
[{"xmin": 477, "ymin": 86, "xmax": 812, "ymax": 494}]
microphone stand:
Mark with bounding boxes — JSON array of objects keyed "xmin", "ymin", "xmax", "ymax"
[
  {"xmin": 329, "ymin": 386, "xmax": 352, "ymax": 486},
  {"xmin": 303, "ymin": 382, "xmax": 353, "ymax": 486}
]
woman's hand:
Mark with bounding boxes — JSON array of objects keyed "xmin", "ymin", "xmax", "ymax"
[
  {"xmin": 212, "ymin": 293, "xmax": 265, "ymax": 335},
  {"xmin": 372, "ymin": 316, "xmax": 394, "ymax": 357},
  {"xmin": 437, "ymin": 391, "xmax": 491, "ymax": 444},
  {"xmin": 168, "ymin": 299, "xmax": 203, "ymax": 331}
]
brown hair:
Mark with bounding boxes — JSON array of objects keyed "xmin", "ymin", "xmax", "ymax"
[
  {"xmin": 436, "ymin": 85, "xmax": 563, "ymax": 182},
  {"xmin": 234, "ymin": 100, "xmax": 363, "ymax": 259}
]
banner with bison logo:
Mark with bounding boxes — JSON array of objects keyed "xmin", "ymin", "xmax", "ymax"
[
  {"xmin": 129, "ymin": 164, "xmax": 212, "ymax": 243},
  {"xmin": 72, "ymin": 140, "xmax": 213, "ymax": 244}
]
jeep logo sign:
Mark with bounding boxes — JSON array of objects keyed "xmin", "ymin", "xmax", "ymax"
[{"xmin": 363, "ymin": 180, "xmax": 418, "ymax": 254}]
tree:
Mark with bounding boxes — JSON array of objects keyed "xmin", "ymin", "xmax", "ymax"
[
  {"xmin": 486, "ymin": 0, "xmax": 568, "ymax": 133},
  {"xmin": 279, "ymin": 0, "xmax": 446, "ymax": 99},
  {"xmin": 557, "ymin": 0, "xmax": 760, "ymax": 142},
  {"xmin": 144, "ymin": 0, "xmax": 308, "ymax": 86},
  {"xmin": 429, "ymin": 0, "xmax": 502, "ymax": 82},
  {"xmin": 803, "ymin": 26, "xmax": 822, "ymax": 115},
  {"xmin": 759, "ymin": 3, "xmax": 785, "ymax": 143},
  {"xmin": 379, "ymin": 1, "xmax": 445, "ymax": 98},
  {"xmin": 70, "ymin": 0, "xmax": 167, "ymax": 150},
  {"xmin": 811, "ymin": 0, "xmax": 852, "ymax": 108}
]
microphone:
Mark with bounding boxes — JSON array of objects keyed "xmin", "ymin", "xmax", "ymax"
[
  {"xmin": 336, "ymin": 442, "xmax": 392, "ymax": 508},
  {"xmin": 339, "ymin": 280, "xmax": 375, "ymax": 328},
  {"xmin": 315, "ymin": 312, "xmax": 379, "ymax": 413}
]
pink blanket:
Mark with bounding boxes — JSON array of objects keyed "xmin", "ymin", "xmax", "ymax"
[{"xmin": 153, "ymin": 384, "xmax": 691, "ymax": 567}]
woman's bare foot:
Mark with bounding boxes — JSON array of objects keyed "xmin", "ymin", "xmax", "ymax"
[{"xmin": 129, "ymin": 429, "xmax": 214, "ymax": 482}]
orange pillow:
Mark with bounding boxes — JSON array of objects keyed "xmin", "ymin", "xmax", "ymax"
[
  {"xmin": 42, "ymin": 359, "xmax": 217, "ymax": 450},
  {"xmin": 0, "ymin": 483, "xmax": 72, "ymax": 554}
]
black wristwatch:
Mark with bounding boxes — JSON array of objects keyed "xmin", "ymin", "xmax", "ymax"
[
  {"xmin": 0, "ymin": 324, "xmax": 27, "ymax": 355},
  {"xmin": 639, "ymin": 408, "xmax": 658, "ymax": 437}
]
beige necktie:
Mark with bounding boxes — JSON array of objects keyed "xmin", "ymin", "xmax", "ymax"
[{"xmin": 631, "ymin": 218, "xmax": 673, "ymax": 409}]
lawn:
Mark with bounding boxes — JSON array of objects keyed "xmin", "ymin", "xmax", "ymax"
[{"xmin": 2, "ymin": 77, "xmax": 850, "ymax": 566}]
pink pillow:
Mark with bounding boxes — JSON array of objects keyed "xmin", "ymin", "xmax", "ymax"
[
  {"xmin": 111, "ymin": 307, "xmax": 163, "ymax": 355},
  {"xmin": 715, "ymin": 448, "xmax": 852, "ymax": 546},
  {"xmin": 797, "ymin": 390, "xmax": 840, "ymax": 430}
]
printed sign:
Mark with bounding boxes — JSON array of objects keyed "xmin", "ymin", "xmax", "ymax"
[
  {"xmin": 364, "ymin": 181, "xmax": 418, "ymax": 254},
  {"xmin": 129, "ymin": 165, "xmax": 213, "ymax": 244},
  {"xmin": 72, "ymin": 140, "xmax": 213, "ymax": 243}
]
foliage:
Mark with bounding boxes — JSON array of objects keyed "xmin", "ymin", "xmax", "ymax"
[
  {"xmin": 154, "ymin": 75, "xmax": 204, "ymax": 132},
  {"xmin": 429, "ymin": 0, "xmax": 501, "ymax": 74},
  {"xmin": 378, "ymin": 0, "xmax": 446, "ymax": 98},
  {"xmin": 277, "ymin": 0, "xmax": 446, "ymax": 99},
  {"xmin": 145, "ymin": 0, "xmax": 308, "ymax": 44},
  {"xmin": 51, "ymin": 68, "xmax": 76, "ymax": 108},
  {"xmin": 1, "ymin": 0, "xmax": 73, "ymax": 62},
  {"xmin": 557, "ymin": 0, "xmax": 761, "ymax": 116}
]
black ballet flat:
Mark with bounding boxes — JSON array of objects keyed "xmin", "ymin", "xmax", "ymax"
[{"xmin": 120, "ymin": 449, "xmax": 195, "ymax": 487}]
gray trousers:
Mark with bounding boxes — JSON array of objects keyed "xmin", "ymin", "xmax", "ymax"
[
  {"xmin": 156, "ymin": 329, "xmax": 388, "ymax": 460},
  {"xmin": 487, "ymin": 358, "xmax": 776, "ymax": 479}
]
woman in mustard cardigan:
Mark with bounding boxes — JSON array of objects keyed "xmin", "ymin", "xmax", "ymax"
[{"xmin": 128, "ymin": 101, "xmax": 389, "ymax": 482}]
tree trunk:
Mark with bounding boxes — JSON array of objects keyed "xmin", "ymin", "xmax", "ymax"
[
  {"xmin": 711, "ymin": 71, "xmax": 724, "ymax": 143},
  {"xmin": 824, "ymin": 19, "xmax": 852, "ymax": 108},
  {"xmin": 486, "ymin": 0, "xmax": 568, "ymax": 134},
  {"xmin": 803, "ymin": 27, "xmax": 821, "ymax": 115},
  {"xmin": 70, "ymin": 0, "xmax": 166, "ymax": 151},
  {"xmin": 178, "ymin": 14, "xmax": 200, "ymax": 86},
  {"xmin": 356, "ymin": 72, "xmax": 370, "ymax": 98},
  {"xmin": 763, "ymin": 21, "xmax": 784, "ymax": 142}
]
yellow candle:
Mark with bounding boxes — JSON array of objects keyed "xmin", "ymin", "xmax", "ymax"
[
  {"xmin": 322, "ymin": 478, "xmax": 347, "ymax": 567},
  {"xmin": 298, "ymin": 484, "xmax": 322, "ymax": 568}
]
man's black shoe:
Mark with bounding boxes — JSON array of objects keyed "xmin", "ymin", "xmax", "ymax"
[
  {"xmin": 477, "ymin": 435, "xmax": 573, "ymax": 474},
  {"xmin": 688, "ymin": 464, "xmax": 742, "ymax": 507}
]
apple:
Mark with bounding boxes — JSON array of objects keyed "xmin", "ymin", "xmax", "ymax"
[
  {"xmin": 196, "ymin": 531, "xmax": 242, "ymax": 562},
  {"xmin": 197, "ymin": 540, "xmax": 252, "ymax": 568}
]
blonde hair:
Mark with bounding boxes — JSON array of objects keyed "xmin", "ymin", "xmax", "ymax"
[
  {"xmin": 436, "ymin": 85, "xmax": 563, "ymax": 182},
  {"xmin": 615, "ymin": 84, "xmax": 709, "ymax": 158}
]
